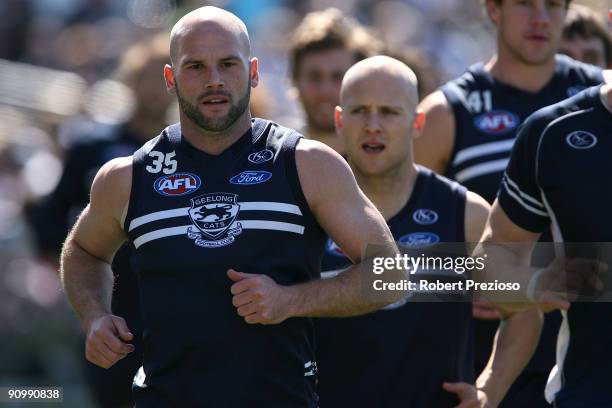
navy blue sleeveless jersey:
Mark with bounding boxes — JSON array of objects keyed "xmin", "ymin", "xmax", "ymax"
[
  {"xmin": 442, "ymin": 54, "xmax": 602, "ymax": 203},
  {"xmin": 442, "ymin": 56, "xmax": 603, "ymax": 404},
  {"xmin": 498, "ymin": 85, "xmax": 612, "ymax": 408},
  {"xmin": 123, "ymin": 119, "xmax": 326, "ymax": 407},
  {"xmin": 316, "ymin": 166, "xmax": 473, "ymax": 408}
]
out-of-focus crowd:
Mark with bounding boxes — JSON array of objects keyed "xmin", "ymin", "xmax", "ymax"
[{"xmin": 0, "ymin": 0, "xmax": 609, "ymax": 406}]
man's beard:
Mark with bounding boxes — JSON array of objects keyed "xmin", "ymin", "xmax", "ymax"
[{"xmin": 175, "ymin": 79, "xmax": 251, "ymax": 132}]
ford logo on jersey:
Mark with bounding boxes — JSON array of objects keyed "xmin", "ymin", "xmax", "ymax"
[
  {"xmin": 398, "ymin": 232, "xmax": 440, "ymax": 248},
  {"xmin": 154, "ymin": 173, "xmax": 201, "ymax": 196},
  {"xmin": 566, "ymin": 131, "xmax": 597, "ymax": 150},
  {"xmin": 474, "ymin": 110, "xmax": 519, "ymax": 135},
  {"xmin": 230, "ymin": 171, "xmax": 272, "ymax": 185}
]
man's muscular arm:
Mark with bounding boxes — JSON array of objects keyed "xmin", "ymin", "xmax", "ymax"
[
  {"xmin": 60, "ymin": 157, "xmax": 135, "ymax": 368},
  {"xmin": 228, "ymin": 140, "xmax": 402, "ymax": 324},
  {"xmin": 413, "ymin": 90, "xmax": 455, "ymax": 174}
]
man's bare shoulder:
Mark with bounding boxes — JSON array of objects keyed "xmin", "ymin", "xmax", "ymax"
[
  {"xmin": 419, "ymin": 90, "xmax": 453, "ymax": 119},
  {"xmin": 414, "ymin": 90, "xmax": 455, "ymax": 173},
  {"xmin": 465, "ymin": 190, "xmax": 491, "ymax": 243},
  {"xmin": 94, "ymin": 156, "xmax": 132, "ymax": 188},
  {"xmin": 295, "ymin": 137, "xmax": 346, "ymax": 170},
  {"xmin": 90, "ymin": 156, "xmax": 133, "ymax": 220},
  {"xmin": 294, "ymin": 138, "xmax": 356, "ymax": 207}
]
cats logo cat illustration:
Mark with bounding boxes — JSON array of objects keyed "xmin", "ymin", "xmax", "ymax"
[{"xmin": 187, "ymin": 193, "xmax": 242, "ymax": 248}]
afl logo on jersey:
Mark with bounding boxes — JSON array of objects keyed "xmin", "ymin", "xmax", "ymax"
[
  {"xmin": 153, "ymin": 173, "xmax": 201, "ymax": 196},
  {"xmin": 248, "ymin": 149, "xmax": 274, "ymax": 164},
  {"xmin": 474, "ymin": 110, "xmax": 519, "ymax": 135},
  {"xmin": 566, "ymin": 131, "xmax": 597, "ymax": 150},
  {"xmin": 187, "ymin": 193, "xmax": 243, "ymax": 248},
  {"xmin": 412, "ymin": 209, "xmax": 438, "ymax": 225},
  {"xmin": 230, "ymin": 171, "xmax": 272, "ymax": 185},
  {"xmin": 398, "ymin": 232, "xmax": 440, "ymax": 248},
  {"xmin": 325, "ymin": 239, "xmax": 347, "ymax": 258}
]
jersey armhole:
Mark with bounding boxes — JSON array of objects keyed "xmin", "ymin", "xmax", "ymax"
[
  {"xmin": 122, "ymin": 149, "xmax": 145, "ymax": 234},
  {"xmin": 282, "ymin": 133, "xmax": 325, "ymax": 236}
]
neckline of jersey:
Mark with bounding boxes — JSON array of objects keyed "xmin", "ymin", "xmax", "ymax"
[
  {"xmin": 171, "ymin": 119, "xmax": 268, "ymax": 162},
  {"xmin": 473, "ymin": 55, "xmax": 567, "ymax": 98},
  {"xmin": 386, "ymin": 166, "xmax": 427, "ymax": 227}
]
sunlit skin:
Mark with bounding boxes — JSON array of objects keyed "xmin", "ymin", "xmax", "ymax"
[
  {"xmin": 163, "ymin": 8, "xmax": 259, "ymax": 154},
  {"xmin": 559, "ymin": 36, "xmax": 607, "ymax": 68},
  {"xmin": 336, "ymin": 61, "xmax": 420, "ymax": 178},
  {"xmin": 335, "ymin": 56, "xmax": 425, "ymax": 218}
]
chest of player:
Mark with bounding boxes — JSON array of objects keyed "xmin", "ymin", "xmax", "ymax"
[
  {"xmin": 323, "ymin": 178, "xmax": 463, "ymax": 272},
  {"xmin": 537, "ymin": 118, "xmax": 612, "ymax": 241},
  {"xmin": 125, "ymin": 139, "xmax": 311, "ymax": 276},
  {"xmin": 458, "ymin": 88, "xmax": 579, "ymax": 140},
  {"xmin": 449, "ymin": 86, "xmax": 584, "ymax": 200}
]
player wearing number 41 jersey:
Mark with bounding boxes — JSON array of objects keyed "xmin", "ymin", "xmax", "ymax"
[
  {"xmin": 423, "ymin": 55, "xmax": 602, "ymax": 201},
  {"xmin": 59, "ymin": 7, "xmax": 401, "ymax": 407}
]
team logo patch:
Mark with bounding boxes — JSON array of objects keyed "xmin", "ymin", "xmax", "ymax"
[
  {"xmin": 412, "ymin": 209, "xmax": 438, "ymax": 225},
  {"xmin": 474, "ymin": 110, "xmax": 519, "ymax": 135},
  {"xmin": 248, "ymin": 149, "xmax": 274, "ymax": 164},
  {"xmin": 325, "ymin": 239, "xmax": 347, "ymax": 258},
  {"xmin": 566, "ymin": 131, "xmax": 597, "ymax": 150},
  {"xmin": 566, "ymin": 86, "xmax": 587, "ymax": 97},
  {"xmin": 398, "ymin": 232, "xmax": 440, "ymax": 248},
  {"xmin": 187, "ymin": 193, "xmax": 242, "ymax": 248},
  {"xmin": 153, "ymin": 173, "xmax": 201, "ymax": 196},
  {"xmin": 230, "ymin": 171, "xmax": 272, "ymax": 185}
]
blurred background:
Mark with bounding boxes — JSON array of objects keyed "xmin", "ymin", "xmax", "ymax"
[{"xmin": 0, "ymin": 0, "xmax": 609, "ymax": 406}]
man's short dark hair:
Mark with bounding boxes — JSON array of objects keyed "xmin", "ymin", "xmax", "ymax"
[
  {"xmin": 563, "ymin": 4, "xmax": 612, "ymax": 66},
  {"xmin": 288, "ymin": 8, "xmax": 382, "ymax": 82}
]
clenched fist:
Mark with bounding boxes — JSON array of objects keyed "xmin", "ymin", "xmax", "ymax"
[
  {"xmin": 228, "ymin": 269, "xmax": 294, "ymax": 324},
  {"xmin": 85, "ymin": 314, "xmax": 135, "ymax": 368}
]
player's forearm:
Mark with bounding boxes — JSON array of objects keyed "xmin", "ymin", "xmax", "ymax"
[
  {"xmin": 476, "ymin": 309, "xmax": 543, "ymax": 406},
  {"xmin": 60, "ymin": 237, "xmax": 114, "ymax": 330},
  {"xmin": 473, "ymin": 241, "xmax": 538, "ymax": 313},
  {"xmin": 288, "ymin": 251, "xmax": 405, "ymax": 318}
]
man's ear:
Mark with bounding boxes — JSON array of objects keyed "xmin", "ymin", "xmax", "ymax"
[
  {"xmin": 164, "ymin": 64, "xmax": 176, "ymax": 93},
  {"xmin": 250, "ymin": 57, "xmax": 259, "ymax": 88},
  {"xmin": 414, "ymin": 110, "xmax": 425, "ymax": 132},
  {"xmin": 485, "ymin": 0, "xmax": 501, "ymax": 27},
  {"xmin": 334, "ymin": 106, "xmax": 344, "ymax": 134}
]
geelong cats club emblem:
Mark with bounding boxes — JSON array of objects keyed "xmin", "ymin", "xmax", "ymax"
[{"xmin": 187, "ymin": 193, "xmax": 242, "ymax": 248}]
